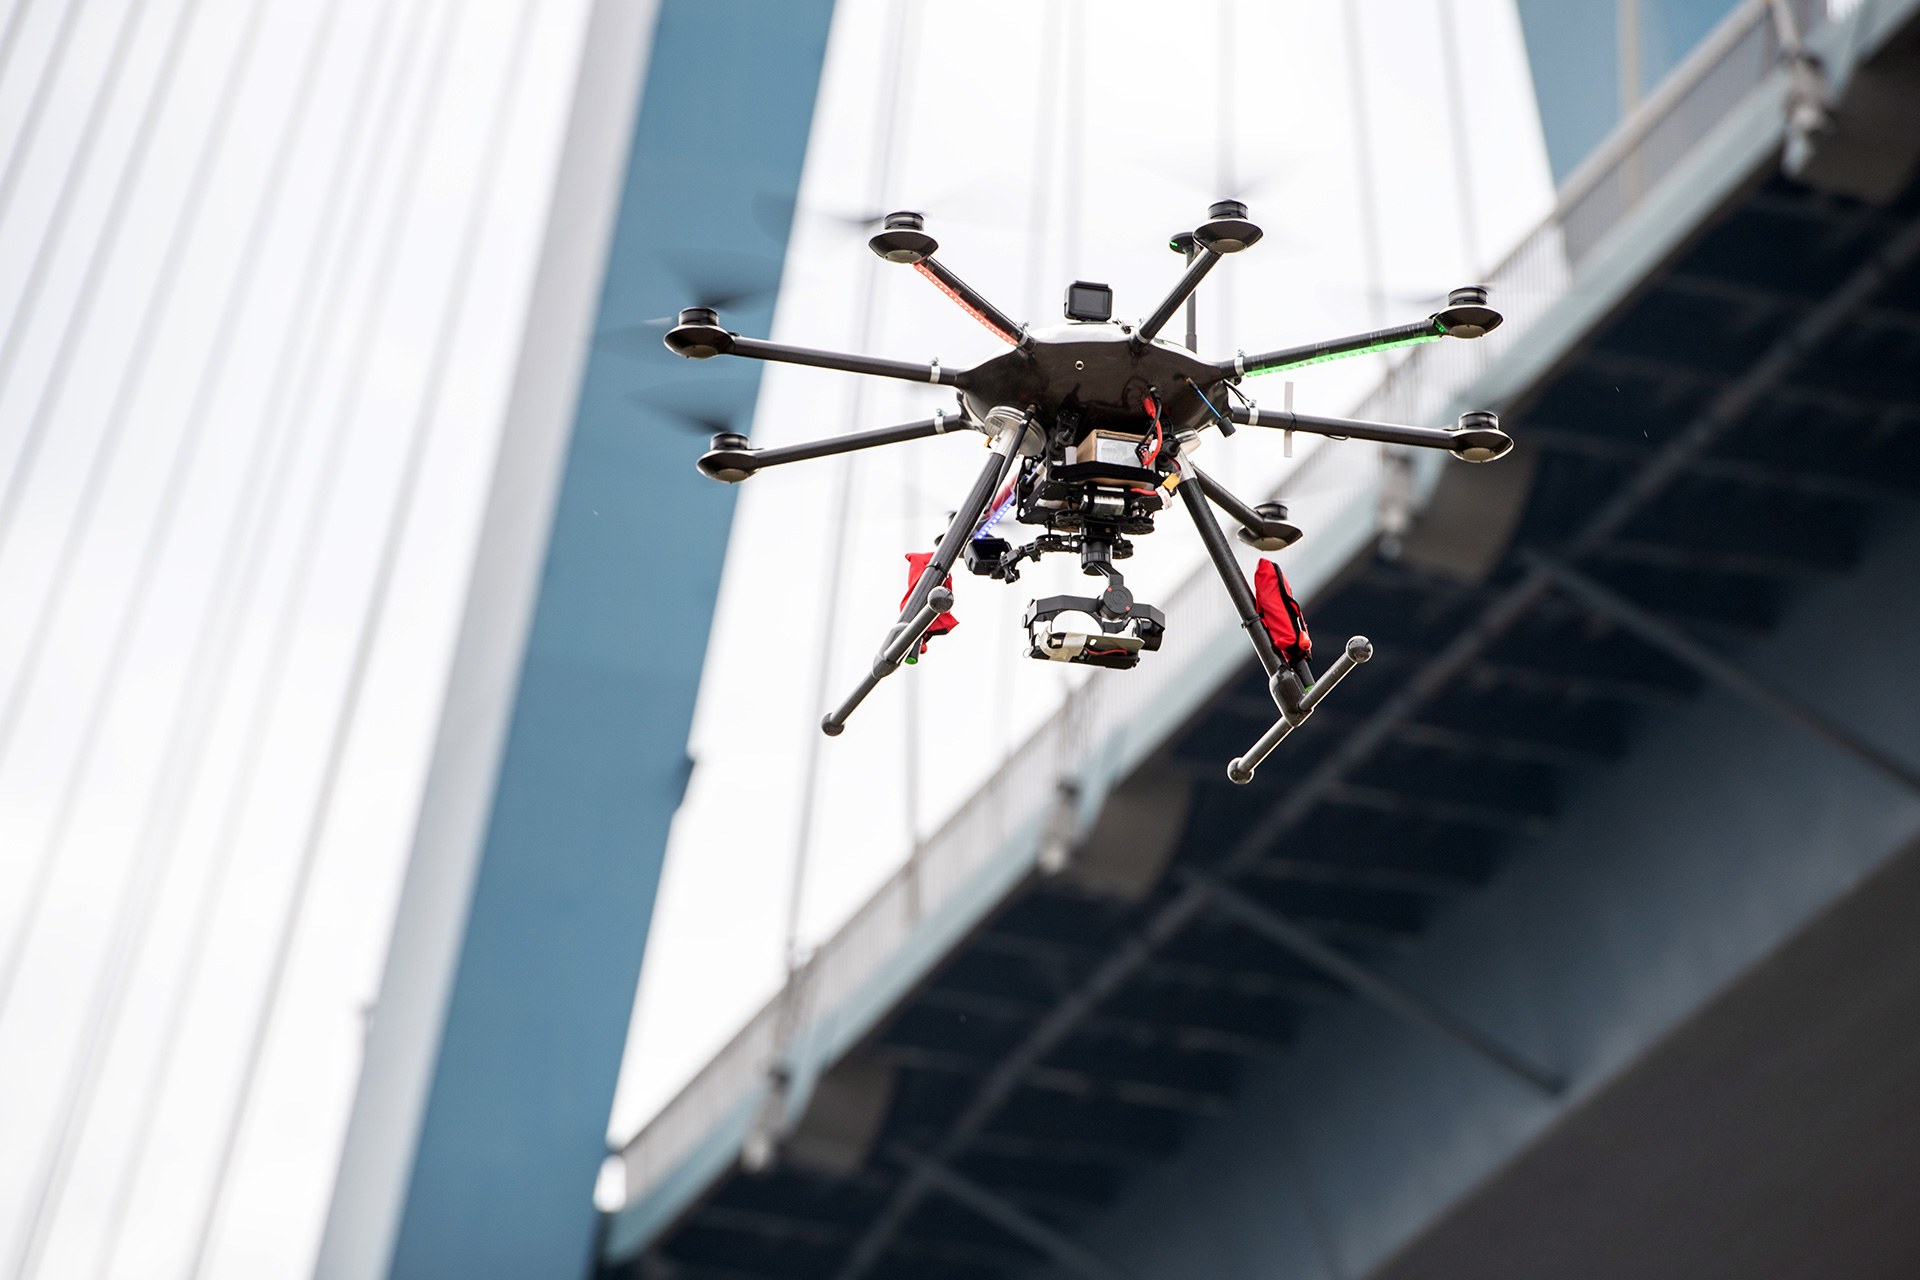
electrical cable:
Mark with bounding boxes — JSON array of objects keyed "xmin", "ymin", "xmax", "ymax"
[
  {"xmin": 1138, "ymin": 394, "xmax": 1165, "ymax": 467},
  {"xmin": 80, "ymin": 7, "xmax": 430, "ymax": 1274},
  {"xmin": 2, "ymin": 8, "xmax": 350, "ymax": 1277},
  {"xmin": 177, "ymin": 2, "xmax": 488, "ymax": 1273},
  {"xmin": 1187, "ymin": 377, "xmax": 1235, "ymax": 434}
]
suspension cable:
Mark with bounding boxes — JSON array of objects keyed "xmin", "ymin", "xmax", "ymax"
[
  {"xmin": 0, "ymin": 0, "xmax": 44, "ymax": 123},
  {"xmin": 1438, "ymin": 0, "xmax": 1482, "ymax": 274},
  {"xmin": 1342, "ymin": 4, "xmax": 1387, "ymax": 327},
  {"xmin": 783, "ymin": 0, "xmax": 921, "ymax": 984},
  {"xmin": 0, "ymin": 0, "xmax": 194, "ymax": 496},
  {"xmin": 0, "ymin": 0, "xmax": 279, "ymax": 1031},
  {"xmin": 0, "ymin": 0, "xmax": 210, "ymax": 1023},
  {"xmin": 181, "ymin": 3, "xmax": 502, "ymax": 1274},
  {"xmin": 81, "ymin": 7, "xmax": 431, "ymax": 1274},
  {"xmin": 4, "ymin": 7, "xmax": 345, "ymax": 1275},
  {"xmin": 990, "ymin": 0, "xmax": 1063, "ymax": 766},
  {"xmin": 0, "ymin": 0, "xmax": 93, "ymax": 234}
]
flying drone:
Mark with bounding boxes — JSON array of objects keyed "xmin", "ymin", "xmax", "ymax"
[{"xmin": 664, "ymin": 201, "xmax": 1512, "ymax": 783}]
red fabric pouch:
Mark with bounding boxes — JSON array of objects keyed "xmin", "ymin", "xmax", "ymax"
[
  {"xmin": 903, "ymin": 552, "xmax": 958, "ymax": 655},
  {"xmin": 1254, "ymin": 560, "xmax": 1311, "ymax": 663}
]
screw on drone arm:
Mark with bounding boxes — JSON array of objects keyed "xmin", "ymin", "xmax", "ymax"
[
  {"xmin": 821, "ymin": 421, "xmax": 1028, "ymax": 737},
  {"xmin": 1220, "ymin": 286, "xmax": 1505, "ymax": 379},
  {"xmin": 1228, "ymin": 405, "xmax": 1514, "ymax": 463},
  {"xmin": 867, "ymin": 211, "xmax": 1028, "ymax": 346},
  {"xmin": 695, "ymin": 414, "xmax": 967, "ymax": 484},
  {"xmin": 663, "ymin": 308, "xmax": 965, "ymax": 387}
]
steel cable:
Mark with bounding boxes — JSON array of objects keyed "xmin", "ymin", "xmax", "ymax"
[
  {"xmin": 1438, "ymin": 0, "xmax": 1483, "ymax": 275},
  {"xmin": 78, "ymin": 6, "xmax": 431, "ymax": 1274},
  {"xmin": 0, "ymin": 6, "xmax": 371, "ymax": 1277},
  {"xmin": 990, "ymin": 0, "xmax": 1062, "ymax": 765},
  {"xmin": 0, "ymin": 0, "xmax": 41, "ymax": 121},
  {"xmin": 0, "ymin": 0, "xmax": 89, "ymax": 235},
  {"xmin": 1342, "ymin": 4, "xmax": 1387, "ymax": 326},
  {"xmin": 0, "ymin": 0, "xmax": 179, "ymax": 439},
  {"xmin": 0, "ymin": 0, "xmax": 189, "ymax": 756},
  {"xmin": 159, "ymin": 0, "xmax": 459, "ymax": 1262},
  {"xmin": 783, "ymin": 0, "xmax": 919, "ymax": 978},
  {"xmin": 0, "ymin": 0, "xmax": 210, "ymax": 1028},
  {"xmin": 0, "ymin": 0, "xmax": 279, "ymax": 1031},
  {"xmin": 182, "ymin": 3, "xmax": 538, "ymax": 1273}
]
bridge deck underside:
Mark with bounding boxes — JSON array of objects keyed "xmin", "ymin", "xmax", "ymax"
[{"xmin": 615, "ymin": 166, "xmax": 1920, "ymax": 1280}]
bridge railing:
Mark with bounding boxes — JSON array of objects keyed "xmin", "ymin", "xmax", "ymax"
[{"xmin": 614, "ymin": 0, "xmax": 1822, "ymax": 1216}]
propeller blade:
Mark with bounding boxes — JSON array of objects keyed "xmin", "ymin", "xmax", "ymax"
[
  {"xmin": 752, "ymin": 190, "xmax": 890, "ymax": 240},
  {"xmin": 761, "ymin": 176, "xmax": 1017, "ymax": 244},
  {"xmin": 628, "ymin": 378, "xmax": 759, "ymax": 434},
  {"xmin": 593, "ymin": 323, "xmax": 679, "ymax": 364},
  {"xmin": 593, "ymin": 246, "xmax": 787, "ymax": 359},
  {"xmin": 655, "ymin": 246, "xmax": 783, "ymax": 311},
  {"xmin": 1162, "ymin": 159, "xmax": 1302, "ymax": 205}
]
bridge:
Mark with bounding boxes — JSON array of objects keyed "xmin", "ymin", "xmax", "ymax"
[{"xmin": 602, "ymin": 2, "xmax": 1920, "ymax": 1277}]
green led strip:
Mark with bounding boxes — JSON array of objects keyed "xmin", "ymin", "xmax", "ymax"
[{"xmin": 1244, "ymin": 319, "xmax": 1446, "ymax": 377}]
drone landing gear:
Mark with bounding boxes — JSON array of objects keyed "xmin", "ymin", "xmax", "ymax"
[
  {"xmin": 1174, "ymin": 464, "xmax": 1374, "ymax": 784},
  {"xmin": 821, "ymin": 424, "xmax": 1026, "ymax": 737},
  {"xmin": 1177, "ymin": 467, "xmax": 1287, "ymax": 679},
  {"xmin": 1228, "ymin": 636, "xmax": 1373, "ymax": 784}
]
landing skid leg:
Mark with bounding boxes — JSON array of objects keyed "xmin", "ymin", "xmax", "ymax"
[
  {"xmin": 1227, "ymin": 636, "xmax": 1373, "ymax": 784},
  {"xmin": 821, "ymin": 425, "xmax": 1026, "ymax": 735},
  {"xmin": 1174, "ymin": 463, "xmax": 1375, "ymax": 783},
  {"xmin": 1174, "ymin": 469, "xmax": 1284, "ymax": 679}
]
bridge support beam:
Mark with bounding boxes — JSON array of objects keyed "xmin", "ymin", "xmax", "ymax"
[
  {"xmin": 885, "ymin": 1145, "xmax": 1140, "ymax": 1280},
  {"xmin": 1527, "ymin": 551, "xmax": 1920, "ymax": 795},
  {"xmin": 1190, "ymin": 872, "xmax": 1564, "ymax": 1096}
]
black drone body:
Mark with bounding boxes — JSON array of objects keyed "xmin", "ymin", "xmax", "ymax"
[{"xmin": 665, "ymin": 202, "xmax": 1514, "ymax": 782}]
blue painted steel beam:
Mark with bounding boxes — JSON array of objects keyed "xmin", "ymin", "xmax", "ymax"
[{"xmin": 325, "ymin": 3, "xmax": 836, "ymax": 1278}]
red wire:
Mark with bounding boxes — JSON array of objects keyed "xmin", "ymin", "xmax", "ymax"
[{"xmin": 1139, "ymin": 394, "xmax": 1164, "ymax": 467}]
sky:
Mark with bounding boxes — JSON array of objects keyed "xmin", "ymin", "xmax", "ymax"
[
  {"xmin": 610, "ymin": 0, "xmax": 1555, "ymax": 1152},
  {"xmin": 0, "ymin": 1, "xmax": 1555, "ymax": 1276}
]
